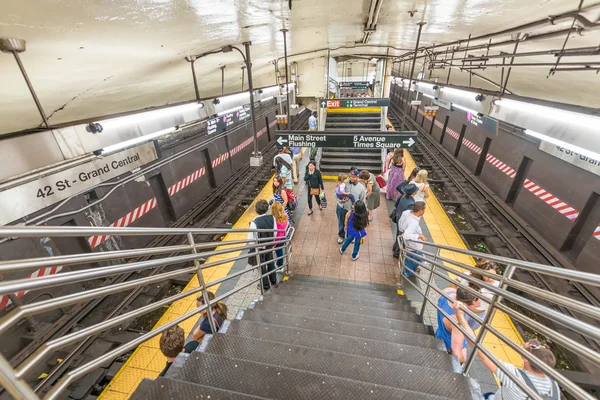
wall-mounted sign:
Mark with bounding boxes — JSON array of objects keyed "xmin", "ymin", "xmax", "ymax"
[
  {"xmin": 411, "ymin": 101, "xmax": 422, "ymax": 106},
  {"xmin": 320, "ymin": 98, "xmax": 390, "ymax": 108},
  {"xmin": 0, "ymin": 142, "xmax": 158, "ymax": 226},
  {"xmin": 207, "ymin": 104, "xmax": 251, "ymax": 135},
  {"xmin": 433, "ymin": 98, "xmax": 452, "ymax": 110},
  {"xmin": 539, "ymin": 141, "xmax": 600, "ymax": 177},
  {"xmin": 339, "ymin": 81, "xmax": 369, "ymax": 90},
  {"xmin": 424, "ymin": 105, "xmax": 439, "ymax": 117},
  {"xmin": 276, "ymin": 131, "xmax": 417, "ymax": 149},
  {"xmin": 466, "ymin": 112, "xmax": 498, "ymax": 135}
]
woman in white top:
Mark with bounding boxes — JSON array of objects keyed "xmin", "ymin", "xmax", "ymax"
[{"xmin": 410, "ymin": 169, "xmax": 430, "ymax": 203}]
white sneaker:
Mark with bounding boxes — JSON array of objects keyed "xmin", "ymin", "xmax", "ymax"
[
  {"xmin": 339, "ymin": 248, "xmax": 344, "ymax": 255},
  {"xmin": 352, "ymin": 254, "xmax": 360, "ymax": 261},
  {"xmin": 337, "ymin": 237, "xmax": 343, "ymax": 244}
]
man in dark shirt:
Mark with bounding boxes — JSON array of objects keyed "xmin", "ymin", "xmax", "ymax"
[
  {"xmin": 392, "ymin": 183, "xmax": 418, "ymax": 258},
  {"xmin": 158, "ymin": 325, "xmax": 186, "ymax": 377}
]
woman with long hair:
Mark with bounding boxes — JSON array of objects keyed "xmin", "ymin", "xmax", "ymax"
[
  {"xmin": 271, "ymin": 202, "xmax": 289, "ymax": 271},
  {"xmin": 386, "ymin": 149, "xmax": 405, "ymax": 201},
  {"xmin": 191, "ymin": 291, "xmax": 228, "ymax": 342},
  {"xmin": 340, "ymin": 200, "xmax": 368, "ymax": 261},
  {"xmin": 451, "ymin": 259, "xmax": 500, "ymax": 316},
  {"xmin": 359, "ymin": 169, "xmax": 381, "ymax": 221},
  {"xmin": 303, "ymin": 161, "xmax": 324, "ymax": 215},
  {"xmin": 411, "ymin": 169, "xmax": 430, "ymax": 202},
  {"xmin": 397, "ymin": 167, "xmax": 419, "ymax": 196},
  {"xmin": 272, "ymin": 175, "xmax": 291, "ymax": 220}
]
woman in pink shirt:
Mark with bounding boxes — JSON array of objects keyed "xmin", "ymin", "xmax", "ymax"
[{"xmin": 271, "ymin": 202, "xmax": 289, "ymax": 270}]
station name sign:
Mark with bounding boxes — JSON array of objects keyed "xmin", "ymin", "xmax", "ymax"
[
  {"xmin": 339, "ymin": 81, "xmax": 369, "ymax": 90},
  {"xmin": 276, "ymin": 130, "xmax": 416, "ymax": 149},
  {"xmin": 539, "ymin": 141, "xmax": 600, "ymax": 177},
  {"xmin": 207, "ymin": 104, "xmax": 251, "ymax": 135},
  {"xmin": 320, "ymin": 98, "xmax": 390, "ymax": 109},
  {"xmin": 466, "ymin": 112, "xmax": 498, "ymax": 135},
  {"xmin": 0, "ymin": 142, "xmax": 158, "ymax": 226}
]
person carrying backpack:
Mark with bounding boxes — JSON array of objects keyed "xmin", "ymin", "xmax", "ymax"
[{"xmin": 453, "ymin": 301, "xmax": 561, "ymax": 400}]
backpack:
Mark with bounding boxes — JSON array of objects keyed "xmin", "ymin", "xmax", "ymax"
[
  {"xmin": 513, "ymin": 369, "xmax": 560, "ymax": 400},
  {"xmin": 285, "ymin": 188, "xmax": 298, "ymax": 211}
]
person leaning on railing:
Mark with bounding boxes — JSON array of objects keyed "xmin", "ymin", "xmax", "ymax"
[
  {"xmin": 188, "ymin": 291, "xmax": 228, "ymax": 347},
  {"xmin": 452, "ymin": 300, "xmax": 561, "ymax": 400},
  {"xmin": 450, "ymin": 260, "xmax": 500, "ymax": 326}
]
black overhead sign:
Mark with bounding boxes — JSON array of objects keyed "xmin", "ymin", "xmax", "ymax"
[
  {"xmin": 276, "ymin": 131, "xmax": 417, "ymax": 149},
  {"xmin": 320, "ymin": 98, "xmax": 390, "ymax": 109},
  {"xmin": 207, "ymin": 104, "xmax": 251, "ymax": 135},
  {"xmin": 339, "ymin": 81, "xmax": 369, "ymax": 90},
  {"xmin": 465, "ymin": 111, "xmax": 498, "ymax": 136}
]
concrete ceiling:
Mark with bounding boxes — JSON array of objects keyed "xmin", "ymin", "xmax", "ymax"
[{"xmin": 1, "ymin": 0, "xmax": 599, "ymax": 135}]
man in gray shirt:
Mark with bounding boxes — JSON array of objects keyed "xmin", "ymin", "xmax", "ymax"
[{"xmin": 336, "ymin": 170, "xmax": 366, "ymax": 243}]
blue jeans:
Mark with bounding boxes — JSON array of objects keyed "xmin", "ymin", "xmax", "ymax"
[
  {"xmin": 336, "ymin": 205, "xmax": 348, "ymax": 239},
  {"xmin": 404, "ymin": 250, "xmax": 422, "ymax": 277},
  {"xmin": 341, "ymin": 237, "xmax": 361, "ymax": 258},
  {"xmin": 274, "ymin": 242, "xmax": 285, "ymax": 267}
]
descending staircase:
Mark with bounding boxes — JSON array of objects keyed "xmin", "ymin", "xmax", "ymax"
[
  {"xmin": 131, "ymin": 276, "xmax": 481, "ymax": 400},
  {"xmin": 320, "ymin": 112, "xmax": 383, "ymax": 175}
]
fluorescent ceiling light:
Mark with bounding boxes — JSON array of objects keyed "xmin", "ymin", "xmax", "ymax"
[
  {"xmin": 422, "ymin": 93, "xmax": 434, "ymax": 99},
  {"xmin": 101, "ymin": 103, "xmax": 203, "ymax": 130},
  {"xmin": 217, "ymin": 105, "xmax": 243, "ymax": 116},
  {"xmin": 525, "ymin": 129, "xmax": 600, "ymax": 160},
  {"xmin": 497, "ymin": 99, "xmax": 600, "ymax": 130},
  {"xmin": 452, "ymin": 103, "xmax": 480, "ymax": 115},
  {"xmin": 102, "ymin": 127, "xmax": 177, "ymax": 155},
  {"xmin": 441, "ymin": 86, "xmax": 477, "ymax": 99},
  {"xmin": 416, "ymin": 82, "xmax": 434, "ymax": 89},
  {"xmin": 260, "ymin": 96, "xmax": 275, "ymax": 102}
]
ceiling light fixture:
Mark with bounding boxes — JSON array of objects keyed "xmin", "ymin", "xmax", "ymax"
[
  {"xmin": 525, "ymin": 129, "xmax": 600, "ymax": 160},
  {"xmin": 101, "ymin": 127, "xmax": 177, "ymax": 155},
  {"xmin": 452, "ymin": 103, "xmax": 480, "ymax": 115},
  {"xmin": 496, "ymin": 99, "xmax": 600, "ymax": 129},
  {"xmin": 217, "ymin": 105, "xmax": 243, "ymax": 116},
  {"xmin": 99, "ymin": 103, "xmax": 203, "ymax": 130},
  {"xmin": 260, "ymin": 96, "xmax": 275, "ymax": 102}
]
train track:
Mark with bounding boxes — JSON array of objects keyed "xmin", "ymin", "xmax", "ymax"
[
  {"xmin": 0, "ymin": 110, "xmax": 310, "ymax": 399},
  {"xmin": 388, "ymin": 103, "xmax": 600, "ymax": 371}
]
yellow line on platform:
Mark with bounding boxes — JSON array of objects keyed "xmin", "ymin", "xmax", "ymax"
[
  {"xmin": 403, "ymin": 144, "xmax": 525, "ymax": 369},
  {"xmin": 100, "ymin": 177, "xmax": 276, "ymax": 399}
]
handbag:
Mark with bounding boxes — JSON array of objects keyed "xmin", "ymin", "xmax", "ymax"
[
  {"xmin": 310, "ymin": 188, "xmax": 320, "ymax": 196},
  {"xmin": 247, "ymin": 247, "xmax": 259, "ymax": 266}
]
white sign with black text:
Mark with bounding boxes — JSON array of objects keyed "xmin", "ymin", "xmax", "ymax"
[
  {"xmin": 0, "ymin": 142, "xmax": 158, "ymax": 226},
  {"xmin": 433, "ymin": 98, "xmax": 452, "ymax": 110},
  {"xmin": 539, "ymin": 141, "xmax": 600, "ymax": 177}
]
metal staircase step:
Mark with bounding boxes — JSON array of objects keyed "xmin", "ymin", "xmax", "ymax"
[
  {"xmin": 269, "ymin": 287, "xmax": 404, "ymax": 309},
  {"xmin": 201, "ymin": 335, "xmax": 470, "ymax": 398},
  {"xmin": 271, "ymin": 284, "xmax": 399, "ymax": 303},
  {"xmin": 224, "ymin": 319, "xmax": 452, "ymax": 370},
  {"xmin": 262, "ymin": 295, "xmax": 415, "ymax": 318},
  {"xmin": 251, "ymin": 301, "xmax": 424, "ymax": 329},
  {"xmin": 240, "ymin": 309, "xmax": 439, "ymax": 347},
  {"xmin": 178, "ymin": 352, "xmax": 454, "ymax": 399},
  {"xmin": 320, "ymin": 164, "xmax": 382, "ymax": 172},
  {"xmin": 320, "ymin": 158, "xmax": 381, "ymax": 165},
  {"xmin": 321, "ymin": 151, "xmax": 383, "ymax": 158},
  {"xmin": 130, "ymin": 377, "xmax": 261, "ymax": 400},
  {"xmin": 287, "ymin": 275, "xmax": 396, "ymax": 293}
]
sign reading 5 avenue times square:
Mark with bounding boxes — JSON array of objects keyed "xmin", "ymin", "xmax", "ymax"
[
  {"xmin": 276, "ymin": 131, "xmax": 417, "ymax": 149},
  {"xmin": 0, "ymin": 142, "xmax": 158, "ymax": 226}
]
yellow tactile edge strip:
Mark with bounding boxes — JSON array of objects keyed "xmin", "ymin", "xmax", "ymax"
[
  {"xmin": 390, "ymin": 118, "xmax": 525, "ymax": 369},
  {"xmin": 99, "ymin": 176, "xmax": 276, "ymax": 400}
]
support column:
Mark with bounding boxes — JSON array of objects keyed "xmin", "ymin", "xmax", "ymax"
[
  {"xmin": 402, "ymin": 22, "xmax": 426, "ymax": 131},
  {"xmin": 282, "ymin": 29, "xmax": 291, "ymax": 130},
  {"xmin": 244, "ymin": 42, "xmax": 262, "ymax": 166}
]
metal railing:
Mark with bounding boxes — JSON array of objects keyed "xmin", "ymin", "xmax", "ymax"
[
  {"xmin": 398, "ymin": 237, "xmax": 600, "ymax": 400},
  {"xmin": 0, "ymin": 224, "xmax": 294, "ymax": 400}
]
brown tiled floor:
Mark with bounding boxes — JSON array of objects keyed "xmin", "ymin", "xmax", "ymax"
[{"xmin": 289, "ymin": 181, "xmax": 400, "ymax": 285}]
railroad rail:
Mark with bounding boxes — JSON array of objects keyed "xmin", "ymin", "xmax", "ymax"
[{"xmin": 0, "ymin": 108, "xmax": 310, "ymax": 398}]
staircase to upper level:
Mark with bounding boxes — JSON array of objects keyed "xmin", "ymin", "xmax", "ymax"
[
  {"xmin": 320, "ymin": 112, "xmax": 383, "ymax": 175},
  {"xmin": 131, "ymin": 276, "xmax": 481, "ymax": 400}
]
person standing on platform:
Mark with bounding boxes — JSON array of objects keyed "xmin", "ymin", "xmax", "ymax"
[
  {"xmin": 275, "ymin": 156, "xmax": 293, "ymax": 190},
  {"xmin": 386, "ymin": 149, "xmax": 405, "ymax": 201},
  {"xmin": 411, "ymin": 169, "xmax": 430, "ymax": 203},
  {"xmin": 290, "ymin": 146, "xmax": 302, "ymax": 183},
  {"xmin": 359, "ymin": 170, "xmax": 381, "ymax": 221},
  {"xmin": 392, "ymin": 183, "xmax": 418, "ymax": 258},
  {"xmin": 398, "ymin": 201, "xmax": 427, "ymax": 276},
  {"xmin": 308, "ymin": 112, "xmax": 318, "ymax": 160},
  {"xmin": 336, "ymin": 170, "xmax": 366, "ymax": 244},
  {"xmin": 248, "ymin": 199, "xmax": 278, "ymax": 291},
  {"xmin": 273, "ymin": 147, "xmax": 293, "ymax": 167},
  {"xmin": 304, "ymin": 161, "xmax": 324, "ymax": 215},
  {"xmin": 340, "ymin": 200, "xmax": 368, "ymax": 261},
  {"xmin": 271, "ymin": 175, "xmax": 291, "ymax": 220},
  {"xmin": 271, "ymin": 202, "xmax": 289, "ymax": 273}
]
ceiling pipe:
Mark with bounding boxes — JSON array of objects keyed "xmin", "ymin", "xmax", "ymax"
[{"xmin": 430, "ymin": 45, "xmax": 600, "ymax": 63}]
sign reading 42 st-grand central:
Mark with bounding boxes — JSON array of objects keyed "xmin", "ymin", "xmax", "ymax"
[
  {"xmin": 276, "ymin": 131, "xmax": 417, "ymax": 149},
  {"xmin": 320, "ymin": 98, "xmax": 391, "ymax": 108}
]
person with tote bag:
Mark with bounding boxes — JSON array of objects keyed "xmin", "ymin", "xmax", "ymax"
[{"xmin": 304, "ymin": 161, "xmax": 324, "ymax": 215}]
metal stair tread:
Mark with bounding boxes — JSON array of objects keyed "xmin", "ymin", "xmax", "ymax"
[
  {"xmin": 224, "ymin": 319, "xmax": 452, "ymax": 370},
  {"xmin": 262, "ymin": 295, "xmax": 416, "ymax": 318},
  {"xmin": 287, "ymin": 275, "xmax": 397, "ymax": 293},
  {"xmin": 178, "ymin": 351, "xmax": 456, "ymax": 400},
  {"xmin": 269, "ymin": 288, "xmax": 406, "ymax": 310},
  {"xmin": 271, "ymin": 284, "xmax": 399, "ymax": 302},
  {"xmin": 130, "ymin": 377, "xmax": 266, "ymax": 400},
  {"xmin": 201, "ymin": 335, "xmax": 469, "ymax": 398},
  {"xmin": 320, "ymin": 158, "xmax": 382, "ymax": 164},
  {"xmin": 251, "ymin": 301, "xmax": 425, "ymax": 328}
]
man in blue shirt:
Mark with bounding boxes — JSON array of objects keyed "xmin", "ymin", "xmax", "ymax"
[
  {"xmin": 435, "ymin": 287, "xmax": 481, "ymax": 362},
  {"xmin": 308, "ymin": 112, "xmax": 317, "ymax": 131}
]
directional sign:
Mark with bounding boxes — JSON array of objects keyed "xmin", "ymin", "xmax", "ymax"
[
  {"xmin": 411, "ymin": 100, "xmax": 422, "ymax": 106},
  {"xmin": 207, "ymin": 104, "xmax": 251, "ymax": 135},
  {"xmin": 320, "ymin": 98, "xmax": 390, "ymax": 108},
  {"xmin": 339, "ymin": 81, "xmax": 369, "ymax": 90},
  {"xmin": 276, "ymin": 131, "xmax": 417, "ymax": 149}
]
